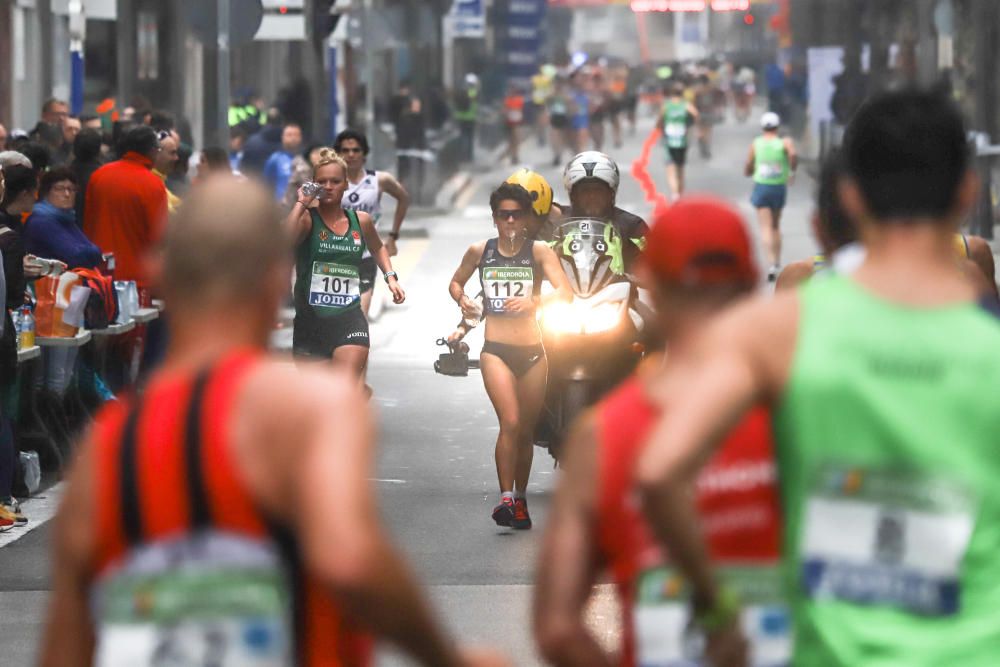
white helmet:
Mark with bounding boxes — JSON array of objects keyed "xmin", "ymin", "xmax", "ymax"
[
  {"xmin": 761, "ymin": 111, "xmax": 781, "ymax": 130},
  {"xmin": 563, "ymin": 151, "xmax": 620, "ymax": 195}
]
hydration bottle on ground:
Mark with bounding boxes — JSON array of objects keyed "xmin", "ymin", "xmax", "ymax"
[{"xmin": 19, "ymin": 305, "xmax": 35, "ymax": 349}]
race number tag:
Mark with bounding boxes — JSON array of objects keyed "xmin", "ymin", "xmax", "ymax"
[
  {"xmin": 483, "ymin": 266, "xmax": 533, "ymax": 314},
  {"xmin": 665, "ymin": 122, "xmax": 687, "ymax": 139},
  {"xmin": 309, "ymin": 262, "xmax": 361, "ymax": 308},
  {"xmin": 634, "ymin": 566, "xmax": 790, "ymax": 666},
  {"xmin": 757, "ymin": 161, "xmax": 784, "ymax": 180},
  {"xmin": 96, "ymin": 569, "xmax": 291, "ymax": 667},
  {"xmin": 801, "ymin": 466, "xmax": 976, "ymax": 616}
]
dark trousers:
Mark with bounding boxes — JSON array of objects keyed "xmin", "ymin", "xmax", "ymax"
[
  {"xmin": 458, "ymin": 121, "xmax": 476, "ymax": 163},
  {"xmin": 398, "ymin": 155, "xmax": 425, "ymax": 205}
]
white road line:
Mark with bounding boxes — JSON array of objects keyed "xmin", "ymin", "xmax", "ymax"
[{"xmin": 0, "ymin": 483, "xmax": 64, "ymax": 548}]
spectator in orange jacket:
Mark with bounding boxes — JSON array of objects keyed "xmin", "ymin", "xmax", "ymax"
[{"xmin": 83, "ymin": 125, "xmax": 167, "ymax": 289}]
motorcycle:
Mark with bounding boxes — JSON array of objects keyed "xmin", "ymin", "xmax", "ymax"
[{"xmin": 535, "ymin": 218, "xmax": 644, "ymax": 462}]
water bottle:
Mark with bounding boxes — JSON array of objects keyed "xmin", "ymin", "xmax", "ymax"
[
  {"xmin": 463, "ymin": 294, "xmax": 483, "ymax": 329},
  {"xmin": 19, "ymin": 305, "xmax": 35, "ymax": 349},
  {"xmin": 10, "ymin": 309, "xmax": 22, "ymax": 350}
]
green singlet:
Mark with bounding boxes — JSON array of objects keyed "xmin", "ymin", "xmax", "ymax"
[
  {"xmin": 662, "ymin": 100, "xmax": 689, "ymax": 149},
  {"xmin": 774, "ymin": 275, "xmax": 1000, "ymax": 665},
  {"xmin": 294, "ymin": 208, "xmax": 365, "ymax": 317},
  {"xmin": 753, "ymin": 135, "xmax": 789, "ymax": 185}
]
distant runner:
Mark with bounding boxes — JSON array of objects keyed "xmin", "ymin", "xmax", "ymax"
[
  {"xmin": 746, "ymin": 112, "xmax": 797, "ymax": 281},
  {"xmin": 334, "ymin": 129, "xmax": 411, "ymax": 317},
  {"xmin": 656, "ymin": 82, "xmax": 699, "ymax": 202}
]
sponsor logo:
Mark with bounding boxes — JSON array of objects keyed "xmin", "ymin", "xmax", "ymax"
[
  {"xmin": 349, "ymin": 192, "xmax": 360, "ymax": 203},
  {"xmin": 346, "ymin": 331, "xmax": 368, "ymax": 339},
  {"xmin": 318, "ymin": 230, "xmax": 329, "ymax": 242},
  {"xmin": 483, "ymin": 267, "xmax": 533, "ymax": 281},
  {"xmin": 352, "ymin": 231, "xmax": 362, "ymax": 245}
]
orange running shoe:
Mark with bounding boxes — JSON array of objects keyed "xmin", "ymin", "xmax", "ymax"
[{"xmin": 512, "ymin": 498, "xmax": 532, "ymax": 530}]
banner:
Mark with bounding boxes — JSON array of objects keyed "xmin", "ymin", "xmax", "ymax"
[
  {"xmin": 501, "ymin": 0, "xmax": 547, "ymax": 86},
  {"xmin": 451, "ymin": 0, "xmax": 485, "ymax": 39}
]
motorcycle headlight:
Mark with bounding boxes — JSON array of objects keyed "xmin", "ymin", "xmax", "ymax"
[
  {"xmin": 539, "ymin": 301, "xmax": 584, "ymax": 334},
  {"xmin": 582, "ymin": 303, "xmax": 623, "ymax": 333},
  {"xmin": 539, "ymin": 301, "xmax": 624, "ymax": 335}
]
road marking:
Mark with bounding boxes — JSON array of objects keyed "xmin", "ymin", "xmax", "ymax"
[
  {"xmin": 0, "ymin": 483, "xmax": 64, "ymax": 548},
  {"xmin": 372, "ymin": 478, "xmax": 407, "ymax": 484}
]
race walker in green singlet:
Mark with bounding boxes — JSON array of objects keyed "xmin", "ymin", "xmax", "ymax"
[
  {"xmin": 746, "ymin": 111, "xmax": 797, "ymax": 280},
  {"xmin": 774, "ymin": 275, "xmax": 1000, "ymax": 666},
  {"xmin": 656, "ymin": 83, "xmax": 699, "ymax": 201},
  {"xmin": 293, "ymin": 207, "xmax": 370, "ymax": 355}
]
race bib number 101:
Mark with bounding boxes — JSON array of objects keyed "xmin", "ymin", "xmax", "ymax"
[{"xmin": 310, "ymin": 262, "xmax": 361, "ymax": 309}]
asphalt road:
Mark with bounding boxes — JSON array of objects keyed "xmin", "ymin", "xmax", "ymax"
[{"xmin": 0, "ymin": 107, "xmax": 815, "ymax": 666}]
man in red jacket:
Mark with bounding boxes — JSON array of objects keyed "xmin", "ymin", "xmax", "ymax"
[
  {"xmin": 84, "ymin": 125, "xmax": 169, "ymax": 381},
  {"xmin": 84, "ymin": 125, "xmax": 168, "ymax": 289}
]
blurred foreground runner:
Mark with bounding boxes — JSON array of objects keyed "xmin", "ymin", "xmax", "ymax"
[
  {"xmin": 534, "ymin": 199, "xmax": 788, "ymax": 667},
  {"xmin": 638, "ymin": 89, "xmax": 1000, "ymax": 666},
  {"xmin": 40, "ymin": 177, "xmax": 505, "ymax": 667}
]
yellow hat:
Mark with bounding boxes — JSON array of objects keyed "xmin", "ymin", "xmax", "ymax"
[{"xmin": 506, "ymin": 168, "xmax": 553, "ymax": 217}]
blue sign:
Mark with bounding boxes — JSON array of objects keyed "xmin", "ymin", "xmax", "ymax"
[
  {"xmin": 501, "ymin": 0, "xmax": 546, "ymax": 83},
  {"xmin": 452, "ymin": 0, "xmax": 485, "ymax": 38}
]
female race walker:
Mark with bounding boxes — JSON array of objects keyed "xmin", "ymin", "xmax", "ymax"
[
  {"xmin": 448, "ymin": 182, "xmax": 571, "ymax": 530},
  {"xmin": 285, "ymin": 148, "xmax": 405, "ymax": 378}
]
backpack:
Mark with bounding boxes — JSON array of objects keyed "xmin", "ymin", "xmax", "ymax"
[{"xmin": 72, "ymin": 267, "xmax": 119, "ymax": 330}]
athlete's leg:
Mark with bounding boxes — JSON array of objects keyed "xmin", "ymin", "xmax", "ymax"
[
  {"xmin": 757, "ymin": 207, "xmax": 777, "ymax": 267},
  {"xmin": 772, "ymin": 206, "xmax": 784, "ymax": 267},
  {"xmin": 332, "ymin": 345, "xmax": 369, "ymax": 380},
  {"xmin": 480, "ymin": 353, "xmax": 520, "ymax": 494},
  {"xmin": 666, "ymin": 163, "xmax": 681, "ymax": 200},
  {"xmin": 513, "ymin": 356, "xmax": 547, "ymax": 497}
]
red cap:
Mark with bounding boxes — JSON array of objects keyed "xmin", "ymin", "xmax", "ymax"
[{"xmin": 643, "ymin": 197, "xmax": 758, "ymax": 286}]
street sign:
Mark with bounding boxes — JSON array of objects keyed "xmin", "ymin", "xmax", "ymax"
[
  {"xmin": 450, "ymin": 0, "xmax": 485, "ymax": 38},
  {"xmin": 183, "ymin": 0, "xmax": 264, "ymax": 46}
]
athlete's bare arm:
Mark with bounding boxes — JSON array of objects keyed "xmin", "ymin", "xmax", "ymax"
[
  {"xmin": 775, "ymin": 259, "xmax": 814, "ymax": 291},
  {"xmin": 359, "ymin": 210, "xmax": 404, "ymax": 303},
  {"xmin": 687, "ymin": 102, "xmax": 700, "ymax": 122},
  {"xmin": 238, "ymin": 364, "xmax": 486, "ymax": 667},
  {"xmin": 743, "ymin": 145, "xmax": 756, "ymax": 178},
  {"xmin": 284, "ymin": 188, "xmax": 316, "ymax": 243},
  {"xmin": 967, "ymin": 235, "xmax": 997, "ymax": 292},
  {"xmin": 39, "ymin": 433, "xmax": 98, "ymax": 667},
  {"xmin": 449, "ymin": 241, "xmax": 488, "ymax": 319},
  {"xmin": 534, "ymin": 414, "xmax": 615, "ymax": 667},
  {"xmin": 634, "ymin": 294, "xmax": 798, "ymax": 661},
  {"xmin": 783, "ymin": 137, "xmax": 798, "ymax": 174},
  {"xmin": 378, "ymin": 171, "xmax": 410, "ymax": 254}
]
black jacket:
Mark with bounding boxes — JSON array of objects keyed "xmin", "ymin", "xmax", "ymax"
[{"xmin": 0, "ymin": 210, "xmax": 26, "ymax": 387}]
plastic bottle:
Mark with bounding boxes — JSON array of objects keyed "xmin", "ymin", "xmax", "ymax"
[
  {"xmin": 463, "ymin": 294, "xmax": 484, "ymax": 329},
  {"xmin": 10, "ymin": 309, "xmax": 22, "ymax": 350},
  {"xmin": 19, "ymin": 305, "xmax": 35, "ymax": 349}
]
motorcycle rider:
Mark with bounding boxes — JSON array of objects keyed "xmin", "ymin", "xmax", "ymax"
[{"xmin": 552, "ymin": 151, "xmax": 648, "ymax": 274}]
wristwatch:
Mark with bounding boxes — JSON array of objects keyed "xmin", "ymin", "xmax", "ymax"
[{"xmin": 384, "ymin": 271, "xmax": 398, "ymax": 283}]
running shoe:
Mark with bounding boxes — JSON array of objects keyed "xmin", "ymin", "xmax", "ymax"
[
  {"xmin": 492, "ymin": 497, "xmax": 515, "ymax": 527},
  {"xmin": 1, "ymin": 499, "xmax": 26, "ymax": 526},
  {"xmin": 512, "ymin": 498, "xmax": 532, "ymax": 530}
]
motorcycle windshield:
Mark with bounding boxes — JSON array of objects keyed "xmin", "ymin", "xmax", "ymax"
[{"xmin": 554, "ymin": 218, "xmax": 624, "ymax": 297}]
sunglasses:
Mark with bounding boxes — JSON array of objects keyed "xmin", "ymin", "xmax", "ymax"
[
  {"xmin": 495, "ymin": 209, "xmax": 527, "ymax": 221},
  {"xmin": 338, "ymin": 147, "xmax": 364, "ymax": 154}
]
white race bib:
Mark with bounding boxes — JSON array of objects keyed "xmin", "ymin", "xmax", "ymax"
[
  {"xmin": 666, "ymin": 122, "xmax": 687, "ymax": 139},
  {"xmin": 97, "ymin": 569, "xmax": 290, "ymax": 667},
  {"xmin": 309, "ymin": 262, "xmax": 361, "ymax": 309},
  {"xmin": 801, "ymin": 466, "xmax": 976, "ymax": 616},
  {"xmin": 483, "ymin": 266, "xmax": 533, "ymax": 314},
  {"xmin": 757, "ymin": 162, "xmax": 784, "ymax": 180},
  {"xmin": 634, "ymin": 566, "xmax": 791, "ymax": 667}
]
